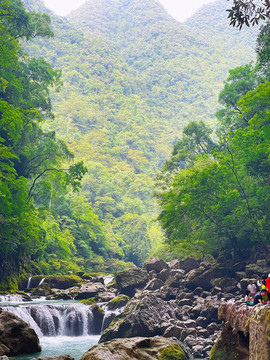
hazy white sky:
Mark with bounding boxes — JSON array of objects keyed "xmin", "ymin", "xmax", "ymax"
[{"xmin": 43, "ymin": 0, "xmax": 215, "ymax": 22}]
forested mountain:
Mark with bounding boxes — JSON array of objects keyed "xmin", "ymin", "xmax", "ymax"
[
  {"xmin": 0, "ymin": 0, "xmax": 260, "ymax": 288},
  {"xmin": 24, "ymin": 0, "xmax": 257, "ymax": 265}
]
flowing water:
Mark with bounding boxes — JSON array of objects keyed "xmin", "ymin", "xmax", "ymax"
[{"xmin": 0, "ymin": 298, "xmax": 119, "ymax": 360}]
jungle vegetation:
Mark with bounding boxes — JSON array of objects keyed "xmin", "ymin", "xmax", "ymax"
[{"xmin": 0, "ymin": 0, "xmax": 266, "ymax": 288}]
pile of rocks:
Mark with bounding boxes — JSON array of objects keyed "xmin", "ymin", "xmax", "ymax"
[{"xmin": 98, "ymin": 257, "xmax": 227, "ymax": 358}]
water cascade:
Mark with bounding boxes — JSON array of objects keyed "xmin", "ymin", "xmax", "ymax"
[
  {"xmin": 27, "ymin": 276, "xmax": 32, "ymax": 288},
  {"xmin": 38, "ymin": 277, "xmax": 46, "ymax": 286},
  {"xmin": 5, "ymin": 303, "xmax": 96, "ymax": 338}
]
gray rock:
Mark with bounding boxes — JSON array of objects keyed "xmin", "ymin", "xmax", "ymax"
[
  {"xmin": 115, "ymin": 267, "xmax": 148, "ymax": 296},
  {"xmin": 0, "ymin": 311, "xmax": 41, "ymax": 356},
  {"xmin": 163, "ymin": 325, "xmax": 182, "ymax": 338},
  {"xmin": 107, "ymin": 295, "xmax": 130, "ymax": 311},
  {"xmin": 183, "ymin": 319, "xmax": 196, "ymax": 328},
  {"xmin": 179, "ymin": 258, "xmax": 200, "ymax": 273},
  {"xmin": 100, "ymin": 293, "xmax": 177, "ymax": 342},
  {"xmin": 196, "ymin": 316, "xmax": 208, "ymax": 327},
  {"xmin": 197, "ymin": 328, "xmax": 209, "ymax": 338},
  {"xmin": 232, "ymin": 261, "xmax": 246, "ymax": 272},
  {"xmin": 183, "ymin": 335, "xmax": 197, "ymax": 347},
  {"xmin": 0, "ymin": 344, "xmax": 9, "ymax": 356},
  {"xmin": 0, "ymin": 356, "xmax": 9, "ymax": 360},
  {"xmin": 80, "ymin": 336, "xmax": 186, "ymax": 360},
  {"xmin": 168, "ymin": 259, "xmax": 181, "ymax": 269},
  {"xmin": 143, "ymin": 258, "xmax": 169, "ymax": 273},
  {"xmin": 75, "ymin": 282, "xmax": 106, "ymax": 300},
  {"xmin": 157, "ymin": 268, "xmax": 170, "ymax": 282},
  {"xmin": 178, "ymin": 298, "xmax": 192, "ymax": 306},
  {"xmin": 144, "ymin": 278, "xmax": 164, "ymax": 291}
]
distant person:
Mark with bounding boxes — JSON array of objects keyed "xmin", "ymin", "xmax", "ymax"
[
  {"xmin": 253, "ymin": 289, "xmax": 268, "ymax": 305},
  {"xmin": 244, "ymin": 290, "xmax": 253, "ymax": 306},
  {"xmin": 247, "ymin": 280, "xmax": 256, "ymax": 298},
  {"xmin": 257, "ymin": 275, "xmax": 267, "ymax": 291},
  {"xmin": 266, "ymin": 274, "xmax": 270, "ymax": 300}
]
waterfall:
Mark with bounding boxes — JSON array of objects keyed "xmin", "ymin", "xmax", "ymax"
[
  {"xmin": 0, "ymin": 294, "xmax": 24, "ymax": 302},
  {"xmin": 5, "ymin": 303, "xmax": 96, "ymax": 337},
  {"xmin": 27, "ymin": 276, "xmax": 32, "ymax": 288},
  {"xmin": 100, "ymin": 304, "xmax": 124, "ymax": 333},
  {"xmin": 38, "ymin": 277, "xmax": 46, "ymax": 286}
]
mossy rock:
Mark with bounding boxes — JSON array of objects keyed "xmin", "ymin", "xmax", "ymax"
[
  {"xmin": 107, "ymin": 295, "xmax": 130, "ymax": 310},
  {"xmin": 46, "ymin": 275, "xmax": 82, "ymax": 289},
  {"xmin": 106, "ymin": 278, "xmax": 116, "ymax": 288},
  {"xmin": 210, "ymin": 341, "xmax": 237, "ymax": 360},
  {"xmin": 158, "ymin": 344, "xmax": 187, "ymax": 360},
  {"xmin": 80, "ymin": 297, "xmax": 101, "ymax": 305},
  {"xmin": 46, "ymin": 293, "xmax": 72, "ymax": 300},
  {"xmin": 32, "ymin": 283, "xmax": 52, "ymax": 297}
]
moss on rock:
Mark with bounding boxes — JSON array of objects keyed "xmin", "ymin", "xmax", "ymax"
[
  {"xmin": 158, "ymin": 344, "xmax": 187, "ymax": 360},
  {"xmin": 107, "ymin": 295, "xmax": 129, "ymax": 310},
  {"xmin": 210, "ymin": 341, "xmax": 236, "ymax": 360}
]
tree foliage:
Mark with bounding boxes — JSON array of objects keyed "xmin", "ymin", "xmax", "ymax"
[{"xmin": 156, "ymin": 22, "xmax": 270, "ymax": 257}]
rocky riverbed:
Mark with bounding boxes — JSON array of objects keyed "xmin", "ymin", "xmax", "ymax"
[{"xmin": 1, "ymin": 251, "xmax": 269, "ymax": 359}]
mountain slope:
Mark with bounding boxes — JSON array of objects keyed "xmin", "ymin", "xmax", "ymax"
[{"xmin": 22, "ymin": 0, "xmax": 259, "ymax": 267}]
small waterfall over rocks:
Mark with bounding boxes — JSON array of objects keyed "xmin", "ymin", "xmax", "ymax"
[
  {"xmin": 5, "ymin": 303, "xmax": 98, "ymax": 338},
  {"xmin": 0, "ymin": 294, "xmax": 25, "ymax": 302}
]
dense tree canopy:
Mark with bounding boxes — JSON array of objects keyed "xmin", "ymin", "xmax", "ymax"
[{"xmin": 156, "ymin": 22, "xmax": 270, "ymax": 257}]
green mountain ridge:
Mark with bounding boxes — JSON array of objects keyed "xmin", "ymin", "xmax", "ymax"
[{"xmin": 20, "ymin": 0, "xmax": 259, "ymax": 270}]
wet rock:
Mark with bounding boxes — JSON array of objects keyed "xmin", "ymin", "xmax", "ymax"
[
  {"xmin": 99, "ymin": 293, "xmax": 177, "ymax": 342},
  {"xmin": 80, "ymin": 336, "xmax": 187, "ymax": 360},
  {"xmin": 143, "ymin": 258, "xmax": 169, "ymax": 273},
  {"xmin": 115, "ymin": 267, "xmax": 148, "ymax": 296},
  {"xmin": 91, "ymin": 305, "xmax": 105, "ymax": 335},
  {"xmin": 0, "ymin": 311, "xmax": 41, "ymax": 356}
]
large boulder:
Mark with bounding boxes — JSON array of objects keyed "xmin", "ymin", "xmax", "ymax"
[
  {"xmin": 179, "ymin": 258, "xmax": 200, "ymax": 273},
  {"xmin": 46, "ymin": 275, "xmax": 82, "ymax": 290},
  {"xmin": 186, "ymin": 267, "xmax": 235, "ymax": 291},
  {"xmin": 99, "ymin": 293, "xmax": 178, "ymax": 343},
  {"xmin": 0, "ymin": 311, "xmax": 41, "ymax": 356},
  {"xmin": 80, "ymin": 336, "xmax": 187, "ymax": 360},
  {"xmin": 143, "ymin": 258, "xmax": 169, "ymax": 273},
  {"xmin": 75, "ymin": 283, "xmax": 106, "ymax": 300},
  {"xmin": 115, "ymin": 267, "xmax": 148, "ymax": 296}
]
